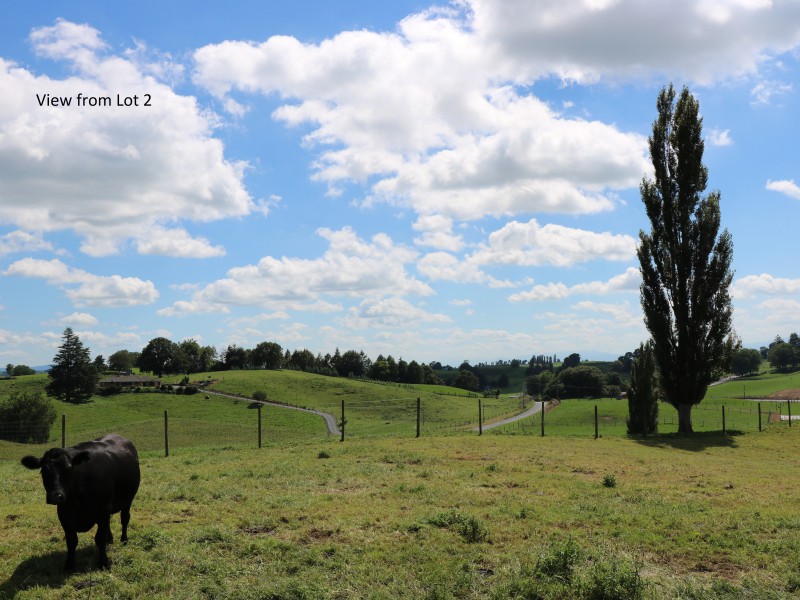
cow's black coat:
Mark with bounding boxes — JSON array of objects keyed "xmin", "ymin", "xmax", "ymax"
[{"xmin": 21, "ymin": 434, "xmax": 140, "ymax": 570}]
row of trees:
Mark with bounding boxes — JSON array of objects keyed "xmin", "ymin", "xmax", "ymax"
[
  {"xmin": 525, "ymin": 365, "xmax": 626, "ymax": 400},
  {"xmin": 4, "ymin": 364, "xmax": 37, "ymax": 377}
]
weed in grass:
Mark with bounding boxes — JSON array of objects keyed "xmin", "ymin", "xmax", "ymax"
[
  {"xmin": 788, "ymin": 570, "xmax": 800, "ymax": 594},
  {"xmin": 427, "ymin": 510, "xmax": 489, "ymax": 543},
  {"xmin": 602, "ymin": 473, "xmax": 617, "ymax": 488},
  {"xmin": 536, "ymin": 536, "xmax": 582, "ymax": 583},
  {"xmin": 584, "ymin": 553, "xmax": 645, "ymax": 600},
  {"xmin": 317, "ymin": 450, "xmax": 331, "ymax": 459}
]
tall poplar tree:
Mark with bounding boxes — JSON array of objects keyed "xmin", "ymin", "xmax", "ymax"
[
  {"xmin": 46, "ymin": 328, "xmax": 99, "ymax": 404},
  {"xmin": 627, "ymin": 340, "xmax": 659, "ymax": 435},
  {"xmin": 638, "ymin": 85, "xmax": 734, "ymax": 434}
]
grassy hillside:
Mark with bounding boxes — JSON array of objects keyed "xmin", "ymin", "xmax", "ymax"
[
  {"xmin": 2, "ymin": 427, "xmax": 799, "ymax": 598},
  {"xmin": 197, "ymin": 369, "xmax": 522, "ymax": 438}
]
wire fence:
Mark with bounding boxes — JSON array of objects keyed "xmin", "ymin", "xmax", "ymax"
[{"xmin": 1, "ymin": 395, "xmax": 797, "ymax": 459}]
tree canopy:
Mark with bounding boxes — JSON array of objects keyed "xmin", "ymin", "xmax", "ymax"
[
  {"xmin": 46, "ymin": 328, "xmax": 99, "ymax": 404},
  {"xmin": 637, "ymin": 85, "xmax": 734, "ymax": 434}
]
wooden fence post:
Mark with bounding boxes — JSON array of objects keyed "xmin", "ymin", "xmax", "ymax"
[
  {"xmin": 416, "ymin": 398, "xmax": 421, "ymax": 438},
  {"xmin": 340, "ymin": 400, "xmax": 345, "ymax": 442},
  {"xmin": 478, "ymin": 399, "xmax": 483, "ymax": 436},
  {"xmin": 164, "ymin": 410, "xmax": 169, "ymax": 457},
  {"xmin": 258, "ymin": 404, "xmax": 262, "ymax": 448},
  {"xmin": 61, "ymin": 414, "xmax": 66, "ymax": 449},
  {"xmin": 788, "ymin": 400, "xmax": 792, "ymax": 428},
  {"xmin": 594, "ymin": 405, "xmax": 598, "ymax": 439},
  {"xmin": 541, "ymin": 401, "xmax": 545, "ymax": 437},
  {"xmin": 722, "ymin": 405, "xmax": 726, "ymax": 435},
  {"xmin": 758, "ymin": 402, "xmax": 762, "ymax": 432}
]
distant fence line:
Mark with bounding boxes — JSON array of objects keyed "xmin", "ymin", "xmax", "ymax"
[{"xmin": 1, "ymin": 397, "xmax": 796, "ymax": 459}]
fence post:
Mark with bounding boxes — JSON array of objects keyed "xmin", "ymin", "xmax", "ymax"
[
  {"xmin": 594, "ymin": 405, "xmax": 598, "ymax": 439},
  {"xmin": 541, "ymin": 401, "xmax": 545, "ymax": 437},
  {"xmin": 61, "ymin": 414, "xmax": 66, "ymax": 449},
  {"xmin": 789, "ymin": 401, "xmax": 792, "ymax": 428},
  {"xmin": 340, "ymin": 400, "xmax": 345, "ymax": 442},
  {"xmin": 758, "ymin": 402, "xmax": 762, "ymax": 432},
  {"xmin": 164, "ymin": 410, "xmax": 169, "ymax": 457},
  {"xmin": 258, "ymin": 404, "xmax": 262, "ymax": 448},
  {"xmin": 416, "ymin": 398, "xmax": 421, "ymax": 438},
  {"xmin": 722, "ymin": 405, "xmax": 726, "ymax": 435},
  {"xmin": 478, "ymin": 399, "xmax": 483, "ymax": 435}
]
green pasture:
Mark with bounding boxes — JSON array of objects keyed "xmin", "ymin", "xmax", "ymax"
[
  {"xmin": 491, "ymin": 395, "xmax": 793, "ymax": 438},
  {"xmin": 2, "ymin": 427, "xmax": 800, "ymax": 598},
  {"xmin": 199, "ymin": 369, "xmax": 522, "ymax": 438}
]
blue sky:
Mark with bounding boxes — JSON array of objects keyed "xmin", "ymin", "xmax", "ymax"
[{"xmin": 1, "ymin": 0, "xmax": 799, "ymax": 367}]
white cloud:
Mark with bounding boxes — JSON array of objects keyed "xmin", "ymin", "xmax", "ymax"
[
  {"xmin": 135, "ymin": 226, "xmax": 226, "ymax": 258},
  {"xmin": 449, "ymin": 299, "xmax": 473, "ymax": 306},
  {"xmin": 707, "ymin": 128, "xmax": 733, "ymax": 147},
  {"xmin": 412, "ymin": 215, "xmax": 465, "ymax": 251},
  {"xmin": 469, "ymin": 0, "xmax": 800, "ymax": 84},
  {"xmin": 509, "ymin": 267, "xmax": 640, "ymax": 302},
  {"xmin": 61, "ymin": 312, "xmax": 98, "ymax": 326},
  {"xmin": 733, "ymin": 273, "xmax": 800, "ymax": 299},
  {"xmin": 472, "ymin": 219, "xmax": 636, "ymax": 268},
  {"xmin": 766, "ymin": 179, "xmax": 800, "ymax": 200},
  {"xmin": 0, "ymin": 230, "xmax": 53, "ymax": 256},
  {"xmin": 340, "ymin": 297, "xmax": 452, "ymax": 329},
  {"xmin": 416, "ymin": 251, "xmax": 513, "ymax": 287},
  {"xmin": 0, "ymin": 20, "xmax": 252, "ymax": 256},
  {"xmin": 571, "ymin": 300, "xmax": 640, "ymax": 326},
  {"xmin": 193, "ymin": 7, "xmax": 651, "ymax": 223},
  {"xmin": 751, "ymin": 80, "xmax": 793, "ymax": 106},
  {"xmin": 509, "ymin": 282, "xmax": 571, "ymax": 303},
  {"xmin": 160, "ymin": 227, "xmax": 431, "ymax": 315},
  {"xmin": 4, "ymin": 257, "xmax": 158, "ymax": 307}
]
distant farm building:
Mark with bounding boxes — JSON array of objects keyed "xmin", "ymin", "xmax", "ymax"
[{"xmin": 98, "ymin": 374, "xmax": 161, "ymax": 391}]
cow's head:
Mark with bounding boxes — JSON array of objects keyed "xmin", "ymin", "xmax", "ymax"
[{"xmin": 21, "ymin": 448, "xmax": 90, "ymax": 505}]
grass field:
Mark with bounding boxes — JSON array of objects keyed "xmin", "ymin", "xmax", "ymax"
[
  {"xmin": 2, "ymin": 427, "xmax": 800, "ymax": 598},
  {"xmin": 2, "ymin": 370, "xmax": 800, "ymax": 597},
  {"xmin": 198, "ymin": 369, "xmax": 523, "ymax": 438}
]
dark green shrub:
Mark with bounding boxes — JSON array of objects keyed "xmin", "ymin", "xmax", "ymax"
[{"xmin": 0, "ymin": 391, "xmax": 57, "ymax": 443}]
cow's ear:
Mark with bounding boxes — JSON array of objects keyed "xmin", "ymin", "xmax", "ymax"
[
  {"xmin": 72, "ymin": 451, "xmax": 91, "ymax": 466},
  {"xmin": 21, "ymin": 455, "xmax": 41, "ymax": 469}
]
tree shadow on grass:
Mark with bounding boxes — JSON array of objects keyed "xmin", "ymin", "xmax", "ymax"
[
  {"xmin": 0, "ymin": 547, "xmax": 97, "ymax": 598},
  {"xmin": 630, "ymin": 430, "xmax": 743, "ymax": 451}
]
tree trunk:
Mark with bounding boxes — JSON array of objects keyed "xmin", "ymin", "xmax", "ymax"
[{"xmin": 677, "ymin": 404, "xmax": 694, "ymax": 434}]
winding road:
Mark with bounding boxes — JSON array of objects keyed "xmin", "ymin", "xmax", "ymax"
[
  {"xmin": 205, "ymin": 390, "xmax": 340, "ymax": 436},
  {"xmin": 474, "ymin": 400, "xmax": 543, "ymax": 431}
]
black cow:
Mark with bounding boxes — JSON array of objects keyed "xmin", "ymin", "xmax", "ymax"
[{"xmin": 21, "ymin": 433, "xmax": 140, "ymax": 570}]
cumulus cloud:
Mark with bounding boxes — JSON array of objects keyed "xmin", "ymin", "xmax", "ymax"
[
  {"xmin": 340, "ymin": 297, "xmax": 452, "ymax": 329},
  {"xmin": 471, "ymin": 219, "xmax": 636, "ymax": 268},
  {"xmin": 4, "ymin": 257, "xmax": 158, "ymax": 307},
  {"xmin": 766, "ymin": 179, "xmax": 800, "ymax": 200},
  {"xmin": 732, "ymin": 273, "xmax": 800, "ymax": 299},
  {"xmin": 469, "ymin": 0, "xmax": 800, "ymax": 84},
  {"xmin": 707, "ymin": 128, "xmax": 733, "ymax": 147},
  {"xmin": 160, "ymin": 227, "xmax": 431, "ymax": 315},
  {"xmin": 193, "ymin": 6, "xmax": 651, "ymax": 223},
  {"xmin": 0, "ymin": 230, "xmax": 53, "ymax": 256},
  {"xmin": 61, "ymin": 312, "xmax": 99, "ymax": 326},
  {"xmin": 135, "ymin": 226, "xmax": 226, "ymax": 258},
  {"xmin": 509, "ymin": 267, "xmax": 640, "ymax": 302},
  {"xmin": 0, "ymin": 19, "xmax": 252, "ymax": 256},
  {"xmin": 412, "ymin": 215, "xmax": 465, "ymax": 252},
  {"xmin": 416, "ymin": 251, "xmax": 514, "ymax": 287}
]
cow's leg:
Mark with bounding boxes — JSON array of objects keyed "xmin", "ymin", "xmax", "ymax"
[
  {"xmin": 63, "ymin": 528, "xmax": 78, "ymax": 572},
  {"xmin": 120, "ymin": 506, "xmax": 131, "ymax": 543},
  {"xmin": 94, "ymin": 516, "xmax": 111, "ymax": 569}
]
